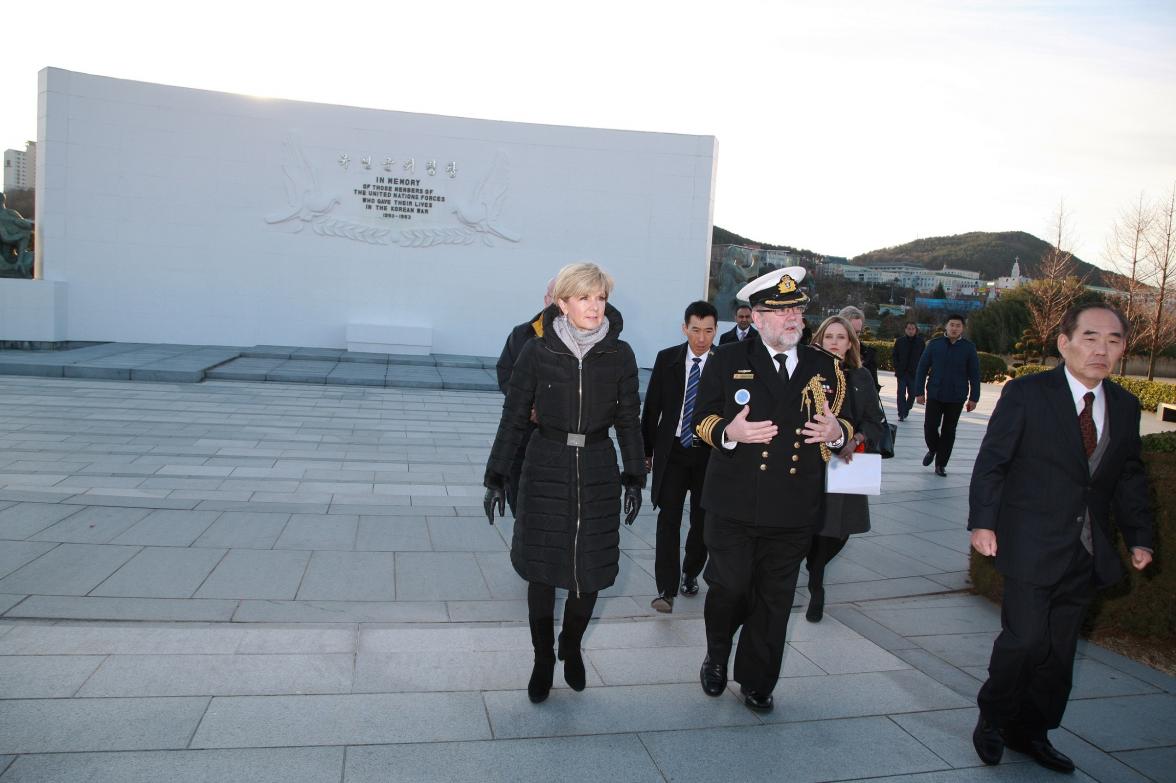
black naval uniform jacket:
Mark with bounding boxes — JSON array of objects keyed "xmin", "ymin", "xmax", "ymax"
[{"xmin": 693, "ymin": 337, "xmax": 852, "ymax": 527}]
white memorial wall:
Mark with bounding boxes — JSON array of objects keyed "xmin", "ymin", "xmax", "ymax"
[{"xmin": 16, "ymin": 68, "xmax": 717, "ymax": 366}]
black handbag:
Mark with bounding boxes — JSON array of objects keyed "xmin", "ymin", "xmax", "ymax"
[{"xmin": 876, "ymin": 421, "xmax": 897, "ymax": 459}]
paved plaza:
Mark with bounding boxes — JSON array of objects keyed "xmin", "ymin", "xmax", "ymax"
[{"xmin": 0, "ymin": 360, "xmax": 1173, "ymax": 782}]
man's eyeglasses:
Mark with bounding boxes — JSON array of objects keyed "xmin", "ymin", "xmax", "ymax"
[{"xmin": 753, "ymin": 307, "xmax": 806, "ymax": 318}]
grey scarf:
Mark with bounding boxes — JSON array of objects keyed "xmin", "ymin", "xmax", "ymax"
[{"xmin": 553, "ymin": 314, "xmax": 610, "ymax": 360}]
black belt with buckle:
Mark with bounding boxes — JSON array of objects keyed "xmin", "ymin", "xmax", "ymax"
[{"xmin": 538, "ymin": 426, "xmax": 610, "ymax": 447}]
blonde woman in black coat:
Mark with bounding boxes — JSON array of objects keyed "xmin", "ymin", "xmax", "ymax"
[
  {"xmin": 805, "ymin": 315, "xmax": 887, "ymax": 622},
  {"xmin": 484, "ymin": 262, "xmax": 646, "ymax": 703}
]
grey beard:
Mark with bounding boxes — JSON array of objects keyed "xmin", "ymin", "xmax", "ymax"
[{"xmin": 763, "ymin": 332, "xmax": 800, "ymax": 354}]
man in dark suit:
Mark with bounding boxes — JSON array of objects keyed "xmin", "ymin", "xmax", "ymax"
[
  {"xmin": 693, "ymin": 266, "xmax": 852, "ymax": 714},
  {"xmin": 641, "ymin": 300, "xmax": 719, "ymax": 613},
  {"xmin": 892, "ymin": 322, "xmax": 925, "ymax": 421},
  {"xmin": 968, "ymin": 303, "xmax": 1154, "ymax": 774},
  {"xmin": 916, "ymin": 313, "xmax": 980, "ymax": 476},
  {"xmin": 494, "ymin": 278, "xmax": 554, "ymax": 515},
  {"xmin": 718, "ymin": 304, "xmax": 757, "ymax": 344}
]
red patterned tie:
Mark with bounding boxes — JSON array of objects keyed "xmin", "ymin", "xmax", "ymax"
[{"xmin": 1078, "ymin": 391, "xmax": 1096, "ymax": 457}]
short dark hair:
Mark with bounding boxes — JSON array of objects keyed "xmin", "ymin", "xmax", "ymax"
[
  {"xmin": 905, "ymin": 321, "xmax": 917, "ymax": 328},
  {"xmin": 735, "ymin": 304, "xmax": 752, "ymax": 314},
  {"xmin": 1059, "ymin": 302, "xmax": 1129, "ymax": 339},
  {"xmin": 944, "ymin": 313, "xmax": 966, "ymax": 325},
  {"xmin": 685, "ymin": 300, "xmax": 718, "ymax": 324}
]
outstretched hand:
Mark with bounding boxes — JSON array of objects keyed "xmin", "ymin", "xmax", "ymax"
[
  {"xmin": 723, "ymin": 405, "xmax": 777, "ymax": 444},
  {"xmin": 483, "ymin": 486, "xmax": 505, "ymax": 525}
]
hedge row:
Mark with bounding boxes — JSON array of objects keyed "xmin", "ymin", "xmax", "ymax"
[
  {"xmin": 861, "ymin": 340, "xmax": 893, "ymax": 372},
  {"xmin": 969, "ymin": 448, "xmax": 1175, "ymax": 639},
  {"xmin": 1006, "ymin": 365, "xmax": 1176, "ymax": 411}
]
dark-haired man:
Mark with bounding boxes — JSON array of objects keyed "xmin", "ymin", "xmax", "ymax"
[
  {"xmin": 719, "ymin": 305, "xmax": 757, "ymax": 344},
  {"xmin": 968, "ymin": 302, "xmax": 1153, "ymax": 773},
  {"xmin": 915, "ymin": 313, "xmax": 980, "ymax": 476},
  {"xmin": 893, "ymin": 322, "xmax": 925, "ymax": 421},
  {"xmin": 641, "ymin": 300, "xmax": 719, "ymax": 613}
]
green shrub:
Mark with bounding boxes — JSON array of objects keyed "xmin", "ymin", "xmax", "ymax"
[
  {"xmin": 977, "ymin": 352, "xmax": 1008, "ymax": 383},
  {"xmin": 970, "ymin": 448, "xmax": 1176, "ymax": 640},
  {"xmin": 1011, "ymin": 363, "xmax": 1050, "ymax": 378},
  {"xmin": 861, "ymin": 340, "xmax": 893, "ymax": 371},
  {"xmin": 1110, "ymin": 376, "xmax": 1176, "ymax": 413}
]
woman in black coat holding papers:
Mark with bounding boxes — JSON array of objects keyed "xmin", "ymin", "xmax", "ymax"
[{"xmin": 805, "ymin": 315, "xmax": 887, "ymax": 622}]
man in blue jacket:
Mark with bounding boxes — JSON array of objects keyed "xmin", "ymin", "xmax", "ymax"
[{"xmin": 915, "ymin": 313, "xmax": 980, "ymax": 476}]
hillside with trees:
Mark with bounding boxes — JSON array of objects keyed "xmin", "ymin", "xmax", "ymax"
[{"xmin": 849, "ymin": 231, "xmax": 1118, "ymax": 287}]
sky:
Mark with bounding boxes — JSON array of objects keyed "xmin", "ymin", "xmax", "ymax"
[{"xmin": 4, "ymin": 0, "xmax": 1175, "ymax": 270}]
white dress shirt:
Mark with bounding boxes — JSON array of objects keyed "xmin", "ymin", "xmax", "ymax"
[{"xmin": 676, "ymin": 349, "xmax": 711, "ymax": 439}]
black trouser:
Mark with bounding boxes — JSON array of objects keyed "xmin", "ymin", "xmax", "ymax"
[
  {"xmin": 527, "ymin": 582, "xmax": 598, "ymax": 657},
  {"xmin": 805, "ymin": 534, "xmax": 847, "ymax": 591},
  {"xmin": 896, "ymin": 373, "xmax": 917, "ymax": 419},
  {"xmin": 977, "ymin": 543, "xmax": 1094, "ymax": 737},
  {"xmin": 924, "ymin": 399, "xmax": 964, "ymax": 468},
  {"xmin": 653, "ymin": 441, "xmax": 709, "ymax": 596},
  {"xmin": 702, "ymin": 513, "xmax": 810, "ymax": 695},
  {"xmin": 506, "ymin": 423, "xmax": 537, "ymax": 516}
]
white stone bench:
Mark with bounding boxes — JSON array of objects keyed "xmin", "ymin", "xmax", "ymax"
[
  {"xmin": 1158, "ymin": 402, "xmax": 1176, "ymax": 423},
  {"xmin": 346, "ymin": 323, "xmax": 432, "ymax": 356}
]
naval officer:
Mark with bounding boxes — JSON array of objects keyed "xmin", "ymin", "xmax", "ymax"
[{"xmin": 693, "ymin": 266, "xmax": 852, "ymax": 713}]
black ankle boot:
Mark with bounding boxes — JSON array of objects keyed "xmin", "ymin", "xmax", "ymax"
[
  {"xmin": 528, "ymin": 617, "xmax": 556, "ymax": 703},
  {"xmin": 806, "ymin": 585, "xmax": 825, "ymax": 623},
  {"xmin": 557, "ymin": 631, "xmax": 586, "ymax": 691}
]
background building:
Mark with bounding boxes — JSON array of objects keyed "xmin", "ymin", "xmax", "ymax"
[{"xmin": 3, "ymin": 141, "xmax": 35, "ymax": 190}]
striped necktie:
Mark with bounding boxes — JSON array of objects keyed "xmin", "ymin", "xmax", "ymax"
[{"xmin": 680, "ymin": 357, "xmax": 701, "ymax": 447}]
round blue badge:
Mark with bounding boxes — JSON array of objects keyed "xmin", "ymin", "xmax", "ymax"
[{"xmin": 734, "ymin": 388, "xmax": 751, "ymax": 405}]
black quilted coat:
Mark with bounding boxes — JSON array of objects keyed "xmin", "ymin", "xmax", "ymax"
[{"xmin": 485, "ymin": 303, "xmax": 645, "ymax": 595}]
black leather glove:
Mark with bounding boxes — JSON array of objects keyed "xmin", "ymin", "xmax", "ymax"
[
  {"xmin": 623, "ymin": 485, "xmax": 642, "ymax": 525},
  {"xmin": 484, "ymin": 486, "xmax": 505, "ymax": 525}
]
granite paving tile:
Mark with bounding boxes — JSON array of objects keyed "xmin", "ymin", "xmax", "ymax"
[
  {"xmin": 0, "ymin": 622, "xmax": 244, "ymax": 655},
  {"xmin": 107, "ymin": 509, "xmax": 221, "ymax": 546},
  {"xmin": 354, "ymin": 648, "xmax": 604, "ymax": 692},
  {"xmin": 638, "ymin": 717, "xmax": 949, "ymax": 783},
  {"xmin": 3, "ymin": 595, "xmax": 237, "ymax": 621},
  {"xmin": 859, "ymin": 604, "xmax": 1003, "ymax": 637},
  {"xmin": 273, "ymin": 513, "xmax": 358, "ymax": 550},
  {"xmin": 0, "ymin": 503, "xmax": 83, "ymax": 539},
  {"xmin": 0, "ymin": 747, "xmax": 344, "ymax": 783},
  {"xmin": 354, "ymin": 515, "xmax": 432, "ymax": 551},
  {"xmin": 192, "ymin": 511, "xmax": 290, "ymax": 549},
  {"xmin": 1113, "ymin": 747, "xmax": 1176, "ymax": 782},
  {"xmin": 0, "ymin": 697, "xmax": 209, "ymax": 754},
  {"xmin": 77, "ymin": 652, "xmax": 355, "ymax": 696},
  {"xmin": 1059, "ymin": 694, "xmax": 1176, "ymax": 751},
  {"xmin": 0, "ymin": 543, "xmax": 140, "ymax": 596},
  {"xmin": 232, "ymin": 599, "xmax": 447, "ymax": 623},
  {"xmin": 343, "ymin": 734, "xmax": 664, "ymax": 783},
  {"xmin": 0, "ymin": 655, "xmax": 106, "ymax": 698},
  {"xmin": 194, "ymin": 549, "xmax": 311, "ymax": 600},
  {"xmin": 295, "ymin": 551, "xmax": 396, "ymax": 601},
  {"xmin": 427, "ymin": 516, "xmax": 508, "ymax": 551},
  {"xmin": 789, "ymin": 638, "xmax": 912, "ymax": 675},
  {"xmin": 394, "ymin": 552, "xmax": 490, "ymax": 600},
  {"xmin": 233, "ymin": 624, "xmax": 357, "ymax": 654},
  {"xmin": 484, "ymin": 682, "xmax": 761, "ymax": 739},
  {"xmin": 190, "ymin": 692, "xmax": 490, "ymax": 747},
  {"xmin": 756, "ymin": 669, "xmax": 972, "ymax": 723},
  {"xmin": 0, "ymin": 541, "xmax": 56, "ymax": 579},
  {"xmin": 90, "ymin": 547, "xmax": 227, "ymax": 598}
]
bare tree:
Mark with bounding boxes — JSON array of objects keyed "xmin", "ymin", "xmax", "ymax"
[
  {"xmin": 1026, "ymin": 200, "xmax": 1085, "ymax": 357},
  {"xmin": 1105, "ymin": 193, "xmax": 1154, "ymax": 373},
  {"xmin": 1143, "ymin": 184, "xmax": 1176, "ymax": 381}
]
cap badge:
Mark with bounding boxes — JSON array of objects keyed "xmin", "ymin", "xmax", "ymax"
[{"xmin": 777, "ymin": 275, "xmax": 798, "ymax": 294}]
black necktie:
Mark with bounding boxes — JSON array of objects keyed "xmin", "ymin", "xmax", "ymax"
[
  {"xmin": 775, "ymin": 352, "xmax": 790, "ymax": 383},
  {"xmin": 1079, "ymin": 391, "xmax": 1096, "ymax": 457}
]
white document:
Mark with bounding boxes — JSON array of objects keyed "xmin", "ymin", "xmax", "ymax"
[{"xmin": 825, "ymin": 453, "xmax": 882, "ymax": 495}]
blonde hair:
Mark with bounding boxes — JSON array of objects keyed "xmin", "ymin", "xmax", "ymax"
[
  {"xmin": 553, "ymin": 262, "xmax": 614, "ymax": 302},
  {"xmin": 812, "ymin": 316, "xmax": 861, "ymax": 369}
]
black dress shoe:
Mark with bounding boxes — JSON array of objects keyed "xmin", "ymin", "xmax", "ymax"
[
  {"xmin": 1003, "ymin": 732, "xmax": 1074, "ymax": 774},
  {"xmin": 935, "ymin": 466, "xmax": 947, "ymax": 477},
  {"xmin": 972, "ymin": 716, "xmax": 1004, "ymax": 765},
  {"xmin": 651, "ymin": 593, "xmax": 674, "ymax": 613},
  {"xmin": 922, "ymin": 450, "xmax": 936, "ymax": 466},
  {"xmin": 681, "ymin": 574, "xmax": 699, "ymax": 596},
  {"xmin": 699, "ymin": 656, "xmax": 727, "ymax": 696},
  {"xmin": 739, "ymin": 685, "xmax": 774, "ymax": 713}
]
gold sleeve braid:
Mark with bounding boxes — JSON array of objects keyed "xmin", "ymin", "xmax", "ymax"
[{"xmin": 696, "ymin": 415, "xmax": 722, "ymax": 448}]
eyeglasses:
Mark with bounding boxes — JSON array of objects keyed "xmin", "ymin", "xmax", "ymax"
[{"xmin": 753, "ymin": 307, "xmax": 806, "ymax": 318}]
